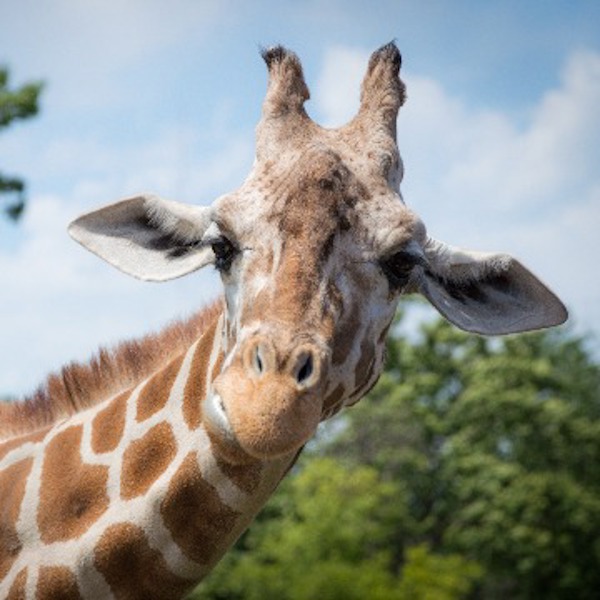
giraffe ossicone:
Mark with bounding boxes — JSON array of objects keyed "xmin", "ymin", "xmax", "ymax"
[{"xmin": 0, "ymin": 42, "xmax": 566, "ymax": 599}]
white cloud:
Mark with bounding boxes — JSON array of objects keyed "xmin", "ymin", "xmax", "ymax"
[
  {"xmin": 119, "ymin": 127, "xmax": 254, "ymax": 204},
  {"xmin": 313, "ymin": 46, "xmax": 368, "ymax": 127},
  {"xmin": 437, "ymin": 50, "xmax": 600, "ymax": 214}
]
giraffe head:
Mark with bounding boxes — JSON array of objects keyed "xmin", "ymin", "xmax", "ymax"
[{"xmin": 68, "ymin": 43, "xmax": 566, "ymax": 461}]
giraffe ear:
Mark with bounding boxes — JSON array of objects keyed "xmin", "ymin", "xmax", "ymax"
[
  {"xmin": 68, "ymin": 194, "xmax": 215, "ymax": 281},
  {"xmin": 418, "ymin": 238, "xmax": 568, "ymax": 335}
]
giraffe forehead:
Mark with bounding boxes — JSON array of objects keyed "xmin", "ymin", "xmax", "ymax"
[{"xmin": 219, "ymin": 145, "xmax": 412, "ymax": 253}]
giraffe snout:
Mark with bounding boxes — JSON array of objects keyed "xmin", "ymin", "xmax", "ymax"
[{"xmin": 208, "ymin": 334, "xmax": 329, "ymax": 460}]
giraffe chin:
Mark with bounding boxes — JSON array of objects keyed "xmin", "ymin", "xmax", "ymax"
[{"xmin": 209, "ymin": 370, "xmax": 323, "ymax": 461}]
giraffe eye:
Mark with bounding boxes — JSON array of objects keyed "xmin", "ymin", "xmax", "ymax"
[
  {"xmin": 211, "ymin": 236, "xmax": 238, "ymax": 273},
  {"xmin": 380, "ymin": 250, "xmax": 419, "ymax": 291}
]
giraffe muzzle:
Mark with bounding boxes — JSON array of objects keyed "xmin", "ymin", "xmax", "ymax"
[{"xmin": 208, "ymin": 336, "xmax": 328, "ymax": 460}]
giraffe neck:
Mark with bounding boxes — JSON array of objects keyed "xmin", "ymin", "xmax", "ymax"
[{"xmin": 0, "ymin": 309, "xmax": 297, "ymax": 599}]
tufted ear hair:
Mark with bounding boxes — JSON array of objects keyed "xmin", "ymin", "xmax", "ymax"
[
  {"xmin": 418, "ymin": 238, "xmax": 568, "ymax": 335},
  {"xmin": 68, "ymin": 194, "xmax": 215, "ymax": 282}
]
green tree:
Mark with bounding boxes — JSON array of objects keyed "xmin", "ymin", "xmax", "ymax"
[
  {"xmin": 398, "ymin": 544, "xmax": 483, "ymax": 600},
  {"xmin": 194, "ymin": 458, "xmax": 482, "ymax": 600},
  {"xmin": 0, "ymin": 66, "xmax": 43, "ymax": 221},
  {"xmin": 327, "ymin": 312, "xmax": 600, "ymax": 599}
]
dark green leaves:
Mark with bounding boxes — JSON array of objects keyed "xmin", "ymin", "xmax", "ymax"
[{"xmin": 0, "ymin": 66, "xmax": 44, "ymax": 221}]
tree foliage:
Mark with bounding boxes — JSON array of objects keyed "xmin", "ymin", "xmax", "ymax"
[
  {"xmin": 194, "ymin": 458, "xmax": 481, "ymax": 600},
  {"xmin": 0, "ymin": 67, "xmax": 43, "ymax": 221},
  {"xmin": 192, "ymin": 304, "xmax": 600, "ymax": 599}
]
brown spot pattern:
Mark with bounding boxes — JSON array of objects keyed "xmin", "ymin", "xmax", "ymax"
[
  {"xmin": 136, "ymin": 355, "xmax": 184, "ymax": 422},
  {"xmin": 0, "ymin": 459, "xmax": 32, "ymax": 579},
  {"xmin": 182, "ymin": 321, "xmax": 217, "ymax": 430},
  {"xmin": 0, "ymin": 428, "xmax": 47, "ymax": 462},
  {"xmin": 210, "ymin": 350, "xmax": 224, "ymax": 384},
  {"xmin": 323, "ymin": 383, "xmax": 345, "ymax": 414},
  {"xmin": 204, "ymin": 426, "xmax": 256, "ymax": 467},
  {"xmin": 161, "ymin": 452, "xmax": 239, "ymax": 565},
  {"xmin": 38, "ymin": 426, "xmax": 109, "ymax": 544},
  {"xmin": 332, "ymin": 302, "xmax": 361, "ymax": 366},
  {"xmin": 91, "ymin": 391, "xmax": 127, "ymax": 454},
  {"xmin": 36, "ymin": 566, "xmax": 82, "ymax": 599},
  {"xmin": 120, "ymin": 422, "xmax": 176, "ymax": 500},
  {"xmin": 215, "ymin": 456, "xmax": 263, "ymax": 494},
  {"xmin": 94, "ymin": 522, "xmax": 192, "ymax": 600},
  {"xmin": 6, "ymin": 568, "xmax": 26, "ymax": 600},
  {"xmin": 355, "ymin": 337, "xmax": 376, "ymax": 387}
]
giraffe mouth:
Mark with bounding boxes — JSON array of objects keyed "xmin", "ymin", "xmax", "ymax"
[
  {"xmin": 204, "ymin": 390, "xmax": 269, "ymax": 464},
  {"xmin": 204, "ymin": 390, "xmax": 233, "ymax": 439}
]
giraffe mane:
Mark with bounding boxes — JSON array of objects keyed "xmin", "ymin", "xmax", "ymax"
[{"xmin": 0, "ymin": 300, "xmax": 222, "ymax": 441}]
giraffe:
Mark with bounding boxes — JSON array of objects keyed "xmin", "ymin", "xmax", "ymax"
[{"xmin": 0, "ymin": 43, "xmax": 567, "ymax": 599}]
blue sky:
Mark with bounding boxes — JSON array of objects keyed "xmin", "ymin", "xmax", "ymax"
[{"xmin": 1, "ymin": 0, "xmax": 599, "ymax": 396}]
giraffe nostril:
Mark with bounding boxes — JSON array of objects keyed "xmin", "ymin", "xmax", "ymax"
[{"xmin": 244, "ymin": 338, "xmax": 322, "ymax": 388}]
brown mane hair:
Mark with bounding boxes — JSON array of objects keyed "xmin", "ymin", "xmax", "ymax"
[{"xmin": 0, "ymin": 300, "xmax": 222, "ymax": 441}]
